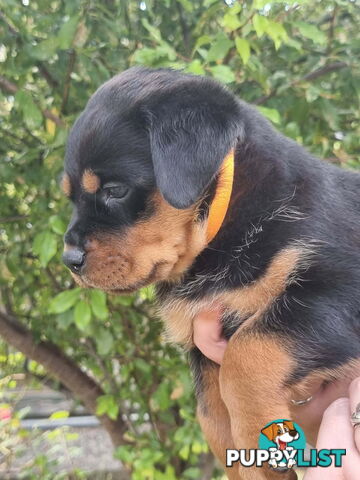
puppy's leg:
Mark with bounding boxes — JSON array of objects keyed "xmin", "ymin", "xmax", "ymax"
[
  {"xmin": 193, "ymin": 351, "xmax": 241, "ymax": 480},
  {"xmin": 219, "ymin": 331, "xmax": 297, "ymax": 480}
]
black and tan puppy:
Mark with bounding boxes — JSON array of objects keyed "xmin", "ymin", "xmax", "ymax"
[{"xmin": 61, "ymin": 67, "xmax": 360, "ymax": 480}]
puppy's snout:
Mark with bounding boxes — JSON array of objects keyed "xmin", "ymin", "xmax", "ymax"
[
  {"xmin": 62, "ymin": 247, "xmax": 86, "ymax": 275},
  {"xmin": 289, "ymin": 429, "xmax": 298, "ymax": 438}
]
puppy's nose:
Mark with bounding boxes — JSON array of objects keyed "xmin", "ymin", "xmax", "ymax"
[
  {"xmin": 62, "ymin": 247, "xmax": 86, "ymax": 274},
  {"xmin": 289, "ymin": 430, "xmax": 298, "ymax": 438}
]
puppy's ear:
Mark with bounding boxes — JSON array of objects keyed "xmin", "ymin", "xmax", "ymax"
[{"xmin": 145, "ymin": 84, "xmax": 242, "ymax": 209}]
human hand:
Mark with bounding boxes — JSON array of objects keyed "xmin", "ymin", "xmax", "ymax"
[
  {"xmin": 193, "ymin": 307, "xmax": 360, "ymax": 479},
  {"xmin": 193, "ymin": 305, "xmax": 227, "ymax": 364},
  {"xmin": 304, "ymin": 378, "xmax": 360, "ymax": 480}
]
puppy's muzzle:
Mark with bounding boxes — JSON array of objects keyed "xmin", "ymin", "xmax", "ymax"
[{"xmin": 62, "ymin": 247, "xmax": 86, "ymax": 275}]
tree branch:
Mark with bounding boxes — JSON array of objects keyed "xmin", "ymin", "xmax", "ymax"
[
  {"xmin": 0, "ymin": 75, "xmax": 65, "ymax": 127},
  {"xmin": 175, "ymin": 0, "xmax": 191, "ymax": 55},
  {"xmin": 61, "ymin": 49, "xmax": 76, "ymax": 113},
  {"xmin": 253, "ymin": 61, "xmax": 349, "ymax": 105},
  {"xmin": 0, "ymin": 10, "xmax": 18, "ymax": 36},
  {"xmin": 0, "ymin": 215, "xmax": 29, "ymax": 223},
  {"xmin": 0, "ymin": 75, "xmax": 17, "ymax": 94},
  {"xmin": 0, "ymin": 309, "xmax": 130, "ymax": 449},
  {"xmin": 302, "ymin": 61, "xmax": 347, "ymax": 82},
  {"xmin": 37, "ymin": 62, "xmax": 60, "ymax": 89}
]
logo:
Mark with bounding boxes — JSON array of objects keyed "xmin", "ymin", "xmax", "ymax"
[
  {"xmin": 259, "ymin": 419, "xmax": 305, "ymax": 470},
  {"xmin": 226, "ymin": 419, "xmax": 346, "ymax": 470}
]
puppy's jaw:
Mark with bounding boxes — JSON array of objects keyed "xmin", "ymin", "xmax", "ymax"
[{"xmin": 72, "ymin": 193, "xmax": 208, "ymax": 292}]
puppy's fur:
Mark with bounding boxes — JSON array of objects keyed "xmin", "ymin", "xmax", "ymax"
[{"xmin": 62, "ymin": 67, "xmax": 360, "ymax": 479}]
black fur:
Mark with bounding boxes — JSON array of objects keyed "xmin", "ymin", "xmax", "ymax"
[{"xmin": 63, "ymin": 67, "xmax": 360, "ymax": 396}]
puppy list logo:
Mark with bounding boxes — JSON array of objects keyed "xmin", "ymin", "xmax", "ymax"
[{"xmin": 226, "ymin": 419, "xmax": 346, "ymax": 469}]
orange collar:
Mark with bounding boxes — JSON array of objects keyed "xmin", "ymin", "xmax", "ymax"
[{"xmin": 206, "ymin": 149, "xmax": 235, "ymax": 243}]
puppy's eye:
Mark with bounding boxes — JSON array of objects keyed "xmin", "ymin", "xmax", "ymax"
[{"xmin": 103, "ymin": 183, "xmax": 130, "ymax": 200}]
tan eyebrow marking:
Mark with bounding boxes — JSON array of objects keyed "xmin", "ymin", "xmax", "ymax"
[
  {"xmin": 61, "ymin": 173, "xmax": 71, "ymax": 197},
  {"xmin": 82, "ymin": 169, "xmax": 100, "ymax": 194}
]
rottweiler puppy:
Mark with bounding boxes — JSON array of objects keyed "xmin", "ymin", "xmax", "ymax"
[{"xmin": 61, "ymin": 67, "xmax": 360, "ymax": 480}]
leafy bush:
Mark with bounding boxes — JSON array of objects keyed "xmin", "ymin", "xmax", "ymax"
[{"xmin": 0, "ymin": 0, "xmax": 359, "ymax": 478}]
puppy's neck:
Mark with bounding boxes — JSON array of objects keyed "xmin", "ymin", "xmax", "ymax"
[{"xmin": 157, "ymin": 141, "xmax": 303, "ymax": 302}]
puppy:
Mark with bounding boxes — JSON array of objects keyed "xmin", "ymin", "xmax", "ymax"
[{"xmin": 61, "ymin": 67, "xmax": 360, "ymax": 480}]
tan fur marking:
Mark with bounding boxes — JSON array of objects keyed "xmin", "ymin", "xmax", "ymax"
[
  {"xmin": 220, "ymin": 334, "xmax": 294, "ymax": 434},
  {"xmin": 220, "ymin": 334, "xmax": 296, "ymax": 479},
  {"xmin": 75, "ymin": 193, "xmax": 207, "ymax": 292},
  {"xmin": 161, "ymin": 246, "xmax": 307, "ymax": 347},
  {"xmin": 197, "ymin": 365, "xmax": 240, "ymax": 480},
  {"xmin": 61, "ymin": 173, "xmax": 71, "ymax": 197},
  {"xmin": 221, "ymin": 247, "xmax": 304, "ymax": 316},
  {"xmin": 82, "ymin": 169, "xmax": 100, "ymax": 194}
]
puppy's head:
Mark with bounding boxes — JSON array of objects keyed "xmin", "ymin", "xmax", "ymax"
[{"xmin": 62, "ymin": 67, "xmax": 242, "ymax": 293}]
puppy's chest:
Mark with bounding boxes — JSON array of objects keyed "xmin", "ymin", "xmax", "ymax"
[
  {"xmin": 158, "ymin": 291, "xmax": 257, "ymax": 349},
  {"xmin": 158, "ymin": 246, "xmax": 305, "ymax": 348}
]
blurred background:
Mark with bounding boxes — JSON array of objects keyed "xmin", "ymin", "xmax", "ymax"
[{"xmin": 0, "ymin": 0, "xmax": 359, "ymax": 479}]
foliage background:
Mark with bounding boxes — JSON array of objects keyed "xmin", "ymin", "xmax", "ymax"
[{"xmin": 0, "ymin": 0, "xmax": 359, "ymax": 478}]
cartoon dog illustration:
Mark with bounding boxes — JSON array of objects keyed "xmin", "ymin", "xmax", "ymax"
[{"xmin": 261, "ymin": 420, "xmax": 299, "ymax": 469}]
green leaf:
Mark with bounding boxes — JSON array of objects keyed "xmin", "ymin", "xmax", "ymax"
[
  {"xmin": 56, "ymin": 310, "xmax": 74, "ymax": 330},
  {"xmin": 253, "ymin": 14, "xmax": 269, "ymax": 38},
  {"xmin": 185, "ymin": 60, "xmax": 205, "ymax": 75},
  {"xmin": 141, "ymin": 18, "xmax": 162, "ymax": 43},
  {"xmin": 15, "ymin": 91, "xmax": 43, "ymax": 130},
  {"xmin": 32, "ymin": 231, "xmax": 58, "ymax": 267},
  {"xmin": 223, "ymin": 4, "xmax": 242, "ymax": 32},
  {"xmin": 114, "ymin": 295, "xmax": 134, "ymax": 306},
  {"xmin": 48, "ymin": 289, "xmax": 81, "ymax": 314},
  {"xmin": 134, "ymin": 358, "xmax": 152, "ymax": 374},
  {"xmin": 266, "ymin": 20, "xmax": 288, "ymax": 49},
  {"xmin": 49, "ymin": 215, "xmax": 67, "ymax": 235},
  {"xmin": 152, "ymin": 381, "xmax": 171, "ymax": 411},
  {"xmin": 223, "ymin": 13, "xmax": 241, "ymax": 32},
  {"xmin": 30, "ymin": 37, "xmax": 58, "ymax": 60},
  {"xmin": 90, "ymin": 290, "xmax": 108, "ymax": 320},
  {"xmin": 57, "ymin": 16, "xmax": 79, "ymax": 49},
  {"xmin": 293, "ymin": 21, "xmax": 327, "ymax": 45},
  {"xmin": 133, "ymin": 44, "xmax": 176, "ymax": 65},
  {"xmin": 235, "ymin": 38, "xmax": 250, "ymax": 64},
  {"xmin": 206, "ymin": 33, "xmax": 233, "ymax": 62},
  {"xmin": 256, "ymin": 106, "xmax": 281, "ymax": 124},
  {"xmin": 286, "ymin": 37, "xmax": 302, "ymax": 51},
  {"xmin": 96, "ymin": 329, "xmax": 114, "ymax": 355},
  {"xmin": 284, "ymin": 122, "xmax": 301, "ymax": 141},
  {"xmin": 305, "ymin": 84, "xmax": 321, "ymax": 102},
  {"xmin": 194, "ymin": 35, "xmax": 212, "ymax": 48},
  {"xmin": 74, "ymin": 300, "xmax": 92, "ymax": 330},
  {"xmin": 177, "ymin": 0, "xmax": 193, "ymax": 12},
  {"xmin": 254, "ymin": 0, "xmax": 269, "ymax": 8},
  {"xmin": 191, "ymin": 441, "xmax": 203, "ymax": 454},
  {"xmin": 115, "ymin": 446, "xmax": 134, "ymax": 464},
  {"xmin": 183, "ymin": 467, "xmax": 201, "ymax": 479},
  {"xmin": 319, "ymin": 99, "xmax": 339, "ymax": 130},
  {"xmin": 50, "ymin": 410, "xmax": 69, "ymax": 420},
  {"xmin": 179, "ymin": 444, "xmax": 190, "ymax": 460},
  {"xmin": 96, "ymin": 395, "xmax": 119, "ymax": 420},
  {"xmin": 209, "ymin": 65, "xmax": 235, "ymax": 84}
]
